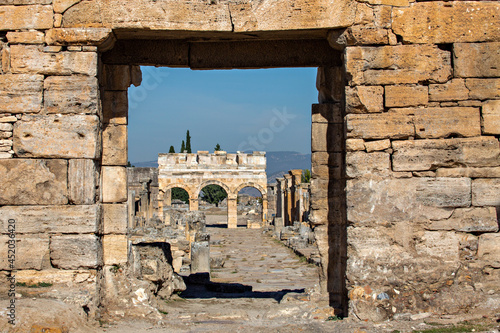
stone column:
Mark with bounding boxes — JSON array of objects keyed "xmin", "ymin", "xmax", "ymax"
[
  {"xmin": 227, "ymin": 195, "xmax": 238, "ymax": 229},
  {"xmin": 284, "ymin": 174, "xmax": 292, "ymax": 226},
  {"xmin": 262, "ymin": 197, "xmax": 268, "ymax": 222},
  {"xmin": 189, "ymin": 197, "xmax": 199, "ymax": 211}
]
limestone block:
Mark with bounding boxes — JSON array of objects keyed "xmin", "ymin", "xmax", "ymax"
[
  {"xmin": 53, "ymin": 0, "xmax": 81, "ymax": 13},
  {"xmin": 346, "ymin": 45, "xmax": 451, "ymax": 86},
  {"xmin": 0, "ymin": 0, "xmax": 52, "ymax": 3},
  {"xmin": 0, "ymin": 140, "xmax": 12, "ymax": 152},
  {"xmin": 385, "ymin": 85, "xmax": 428, "ymax": 108},
  {"xmin": 346, "ymin": 86, "xmax": 383, "ymax": 113},
  {"xmin": 392, "ymin": 137, "xmax": 500, "ymax": 171},
  {"xmin": 6, "ymin": 31, "xmax": 45, "ymax": 44},
  {"xmin": 0, "ymin": 159, "xmax": 68, "ymax": 205},
  {"xmin": 103, "ymin": 204, "xmax": 128, "ymax": 234},
  {"xmin": 68, "ymin": 159, "xmax": 97, "ymax": 205},
  {"xmin": 346, "ymin": 151, "xmax": 390, "ymax": 178},
  {"xmin": 0, "ymin": 74, "xmax": 43, "ymax": 114},
  {"xmin": 14, "ymin": 115, "xmax": 99, "ymax": 159},
  {"xmin": 332, "ymin": 26, "xmax": 389, "ymax": 46},
  {"xmin": 101, "ymin": 65, "xmax": 134, "ymax": 91},
  {"xmin": 50, "ymin": 234, "xmax": 100, "ymax": 269},
  {"xmin": 436, "ymin": 167, "xmax": 500, "ymax": 178},
  {"xmin": 0, "ymin": 116, "xmax": 16, "ymax": 123},
  {"xmin": 0, "ymin": 235, "xmax": 49, "ymax": 270},
  {"xmin": 346, "ymin": 138, "xmax": 365, "ymax": 152},
  {"xmin": 429, "ymin": 79, "xmax": 469, "ymax": 102},
  {"xmin": 454, "ymin": 43, "xmax": 500, "ymax": 78},
  {"xmin": 482, "ymin": 100, "xmax": 500, "ymax": 135},
  {"xmin": 347, "ymin": 178, "xmax": 470, "ymax": 224},
  {"xmin": 414, "ymin": 107, "xmax": 481, "ymax": 139},
  {"xmin": 0, "ymin": 5, "xmax": 53, "ymax": 30},
  {"xmin": 477, "ymin": 234, "xmax": 500, "ymax": 268},
  {"xmin": 364, "ymin": 139, "xmax": 390, "ymax": 152},
  {"xmin": 0, "ymin": 123, "xmax": 12, "ymax": 131},
  {"xmin": 102, "ymin": 91, "xmax": 128, "ymax": 125},
  {"xmin": 311, "ymin": 123, "xmax": 343, "ymax": 152},
  {"xmin": 472, "ymin": 179, "xmax": 500, "ymax": 207},
  {"xmin": 359, "ymin": 0, "xmax": 410, "ymax": 5},
  {"xmin": 311, "ymin": 104, "xmax": 342, "ymax": 124},
  {"xmin": 346, "ymin": 111, "xmax": 414, "ymax": 140},
  {"xmin": 393, "ymin": 2, "xmax": 500, "ymax": 44},
  {"xmin": 45, "ymin": 28, "xmax": 112, "ymax": 45},
  {"xmin": 311, "ymin": 152, "xmax": 343, "ymax": 180},
  {"xmin": 102, "ymin": 125, "xmax": 127, "ymax": 166},
  {"xmin": 10, "ymin": 45, "xmax": 97, "ymax": 76},
  {"xmin": 44, "ymin": 76, "xmax": 99, "ymax": 114},
  {"xmin": 16, "ymin": 269, "xmax": 96, "ymax": 285},
  {"xmin": 415, "ymin": 231, "xmax": 459, "ymax": 262},
  {"xmin": 103, "ymin": 235, "xmax": 128, "ymax": 265},
  {"xmin": 102, "ymin": 166, "xmax": 127, "ymax": 203},
  {"xmin": 429, "ymin": 207, "xmax": 499, "ymax": 233},
  {"xmin": 0, "ymin": 205, "xmax": 100, "ymax": 234},
  {"xmin": 466, "ymin": 79, "xmax": 500, "ymax": 100}
]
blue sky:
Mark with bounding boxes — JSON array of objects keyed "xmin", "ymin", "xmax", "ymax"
[{"xmin": 128, "ymin": 67, "xmax": 318, "ymax": 163}]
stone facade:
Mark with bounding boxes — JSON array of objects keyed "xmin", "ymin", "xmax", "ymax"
[
  {"xmin": 0, "ymin": 0, "xmax": 498, "ymax": 321},
  {"xmin": 275, "ymin": 170, "xmax": 310, "ymax": 228},
  {"xmin": 158, "ymin": 151, "xmax": 268, "ymax": 229}
]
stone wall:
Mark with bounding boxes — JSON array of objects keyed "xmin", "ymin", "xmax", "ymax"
[{"xmin": 0, "ymin": 0, "xmax": 498, "ymax": 321}]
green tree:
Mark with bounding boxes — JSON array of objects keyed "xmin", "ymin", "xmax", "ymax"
[
  {"xmin": 169, "ymin": 146, "xmax": 175, "ymax": 153},
  {"xmin": 201, "ymin": 185, "xmax": 227, "ymax": 207},
  {"xmin": 214, "ymin": 143, "xmax": 221, "ymax": 151},
  {"xmin": 172, "ymin": 188, "xmax": 189, "ymax": 203},
  {"xmin": 301, "ymin": 169, "xmax": 311, "ymax": 183},
  {"xmin": 180, "ymin": 140, "xmax": 185, "ymax": 153},
  {"xmin": 186, "ymin": 130, "xmax": 192, "ymax": 153},
  {"xmin": 127, "ymin": 161, "xmax": 134, "ymax": 167}
]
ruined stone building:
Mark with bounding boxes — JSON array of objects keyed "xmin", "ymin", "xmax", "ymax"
[
  {"xmin": 0, "ymin": 0, "xmax": 498, "ymax": 321},
  {"xmin": 127, "ymin": 167, "xmax": 159, "ymax": 228},
  {"xmin": 158, "ymin": 151, "xmax": 268, "ymax": 228},
  {"xmin": 275, "ymin": 170, "xmax": 311, "ymax": 228}
]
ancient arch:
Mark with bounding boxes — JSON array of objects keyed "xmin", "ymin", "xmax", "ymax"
[{"xmin": 158, "ymin": 151, "xmax": 268, "ymax": 228}]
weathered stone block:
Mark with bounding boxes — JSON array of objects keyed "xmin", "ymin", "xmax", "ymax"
[
  {"xmin": 347, "ymin": 178, "xmax": 470, "ymax": 224},
  {"xmin": 414, "ymin": 107, "xmax": 481, "ymax": 139},
  {"xmin": 385, "ymin": 85, "xmax": 428, "ymax": 108},
  {"xmin": 10, "ymin": 45, "xmax": 97, "ymax": 76},
  {"xmin": 102, "ymin": 125, "xmax": 127, "ymax": 166},
  {"xmin": 102, "ymin": 166, "xmax": 127, "ymax": 203},
  {"xmin": 466, "ymin": 79, "xmax": 500, "ymax": 100},
  {"xmin": 392, "ymin": 137, "xmax": 500, "ymax": 171},
  {"xmin": 346, "ymin": 138, "xmax": 365, "ymax": 152},
  {"xmin": 54, "ymin": 0, "xmax": 82, "ymax": 13},
  {"xmin": 311, "ymin": 152, "xmax": 343, "ymax": 179},
  {"xmin": 346, "ymin": 111, "xmax": 414, "ymax": 140},
  {"xmin": 44, "ymin": 76, "xmax": 99, "ymax": 114},
  {"xmin": 346, "ymin": 86, "xmax": 383, "ymax": 113},
  {"xmin": 364, "ymin": 139, "xmax": 390, "ymax": 152},
  {"xmin": 333, "ymin": 26, "xmax": 389, "ymax": 46},
  {"xmin": 472, "ymin": 179, "xmax": 500, "ymax": 207},
  {"xmin": 0, "ymin": 74, "xmax": 43, "ymax": 114},
  {"xmin": 0, "ymin": 235, "xmax": 49, "ymax": 270},
  {"xmin": 6, "ymin": 31, "xmax": 45, "ymax": 44},
  {"xmin": 102, "ymin": 91, "xmax": 128, "ymax": 125},
  {"xmin": 436, "ymin": 167, "xmax": 500, "ymax": 179},
  {"xmin": 0, "ymin": 205, "xmax": 100, "ymax": 234},
  {"xmin": 103, "ymin": 235, "xmax": 128, "ymax": 265},
  {"xmin": 101, "ymin": 65, "xmax": 133, "ymax": 91},
  {"xmin": 346, "ymin": 151, "xmax": 390, "ymax": 178},
  {"xmin": 0, "ymin": 5, "xmax": 53, "ymax": 30},
  {"xmin": 482, "ymin": 100, "xmax": 500, "ymax": 135},
  {"xmin": 311, "ymin": 123, "xmax": 344, "ymax": 152},
  {"xmin": 346, "ymin": 45, "xmax": 451, "ymax": 85},
  {"xmin": 68, "ymin": 159, "xmax": 97, "ymax": 205},
  {"xmin": 429, "ymin": 79, "xmax": 469, "ymax": 102},
  {"xmin": 415, "ymin": 231, "xmax": 459, "ymax": 262},
  {"xmin": 429, "ymin": 207, "xmax": 499, "ymax": 233},
  {"xmin": 311, "ymin": 104, "xmax": 342, "ymax": 123},
  {"xmin": 45, "ymin": 28, "xmax": 112, "ymax": 45},
  {"xmin": 14, "ymin": 115, "xmax": 99, "ymax": 159},
  {"xmin": 103, "ymin": 204, "xmax": 128, "ymax": 234},
  {"xmin": 393, "ymin": 2, "xmax": 500, "ymax": 44},
  {"xmin": 477, "ymin": 234, "xmax": 500, "ymax": 268},
  {"xmin": 51, "ymin": 234, "xmax": 100, "ymax": 269},
  {"xmin": 454, "ymin": 42, "xmax": 500, "ymax": 78},
  {"xmin": 0, "ymin": 159, "xmax": 68, "ymax": 205}
]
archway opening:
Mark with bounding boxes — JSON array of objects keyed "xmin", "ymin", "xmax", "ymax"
[
  {"xmin": 237, "ymin": 186, "xmax": 263, "ymax": 228},
  {"xmin": 199, "ymin": 184, "xmax": 228, "ymax": 228},
  {"xmin": 163, "ymin": 186, "xmax": 191, "ymax": 228}
]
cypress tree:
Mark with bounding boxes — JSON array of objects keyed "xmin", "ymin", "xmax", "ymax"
[
  {"xmin": 186, "ymin": 130, "xmax": 192, "ymax": 153},
  {"xmin": 169, "ymin": 146, "xmax": 175, "ymax": 153},
  {"xmin": 180, "ymin": 140, "xmax": 185, "ymax": 153}
]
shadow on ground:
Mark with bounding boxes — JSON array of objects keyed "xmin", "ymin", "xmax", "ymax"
[{"xmin": 180, "ymin": 273, "xmax": 305, "ymax": 302}]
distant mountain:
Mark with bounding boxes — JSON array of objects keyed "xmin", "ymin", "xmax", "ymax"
[{"xmin": 131, "ymin": 151, "xmax": 311, "ymax": 184}]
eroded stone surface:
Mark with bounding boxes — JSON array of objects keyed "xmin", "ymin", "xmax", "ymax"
[
  {"xmin": 482, "ymin": 100, "xmax": 500, "ymax": 135},
  {"xmin": 0, "ymin": 5, "xmax": 53, "ymax": 31},
  {"xmin": 51, "ymin": 234, "xmax": 100, "ymax": 269},
  {"xmin": 472, "ymin": 178, "xmax": 500, "ymax": 207},
  {"xmin": 14, "ymin": 114, "xmax": 99, "ymax": 159},
  {"xmin": 0, "ymin": 159, "xmax": 68, "ymax": 205},
  {"xmin": 68, "ymin": 159, "xmax": 97, "ymax": 204},
  {"xmin": 102, "ymin": 166, "xmax": 127, "ymax": 203},
  {"xmin": 429, "ymin": 207, "xmax": 499, "ymax": 233},
  {"xmin": 44, "ymin": 75, "xmax": 99, "ymax": 114},
  {"xmin": 0, "ymin": 74, "xmax": 43, "ymax": 114},
  {"xmin": 0, "ymin": 235, "xmax": 50, "ymax": 270}
]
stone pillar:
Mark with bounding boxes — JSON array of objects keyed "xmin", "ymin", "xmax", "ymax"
[
  {"xmin": 189, "ymin": 197, "xmax": 199, "ymax": 211},
  {"xmin": 190, "ymin": 233, "xmax": 210, "ymax": 275},
  {"xmin": 227, "ymin": 195, "xmax": 238, "ymax": 229},
  {"xmin": 165, "ymin": 188, "xmax": 172, "ymax": 206},
  {"xmin": 262, "ymin": 197, "xmax": 268, "ymax": 222},
  {"xmin": 275, "ymin": 178, "xmax": 285, "ymax": 219},
  {"xmin": 284, "ymin": 174, "xmax": 292, "ymax": 226}
]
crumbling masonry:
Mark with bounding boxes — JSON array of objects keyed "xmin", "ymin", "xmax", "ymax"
[{"xmin": 0, "ymin": 0, "xmax": 499, "ymax": 320}]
